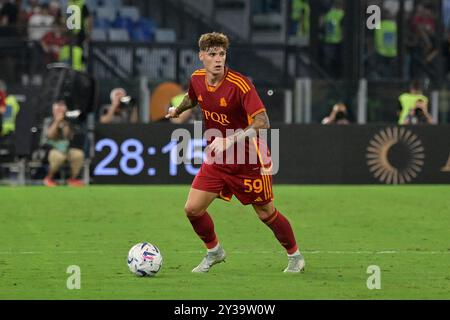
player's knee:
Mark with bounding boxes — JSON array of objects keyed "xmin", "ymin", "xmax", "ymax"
[
  {"xmin": 253, "ymin": 203, "xmax": 275, "ymax": 220},
  {"xmin": 184, "ymin": 203, "xmax": 204, "ymax": 218},
  {"xmin": 256, "ymin": 210, "xmax": 272, "ymax": 220}
]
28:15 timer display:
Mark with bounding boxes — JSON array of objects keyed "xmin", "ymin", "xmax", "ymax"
[{"xmin": 93, "ymin": 138, "xmax": 206, "ymax": 177}]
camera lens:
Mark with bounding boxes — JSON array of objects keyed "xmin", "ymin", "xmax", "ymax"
[
  {"xmin": 119, "ymin": 96, "xmax": 136, "ymax": 108},
  {"xmin": 120, "ymin": 96, "xmax": 132, "ymax": 104},
  {"xmin": 414, "ymin": 108, "xmax": 423, "ymax": 116},
  {"xmin": 335, "ymin": 111, "xmax": 346, "ymax": 120},
  {"xmin": 65, "ymin": 110, "xmax": 81, "ymax": 119}
]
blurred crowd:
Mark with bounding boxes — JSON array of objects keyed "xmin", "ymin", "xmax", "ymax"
[
  {"xmin": 0, "ymin": 0, "xmax": 445, "ymax": 186},
  {"xmin": 1, "ymin": 0, "xmax": 449, "ymax": 82},
  {"xmin": 0, "ymin": 0, "xmax": 91, "ymax": 81},
  {"xmin": 286, "ymin": 0, "xmax": 450, "ymax": 81}
]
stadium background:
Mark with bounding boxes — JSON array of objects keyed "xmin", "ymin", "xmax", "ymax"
[
  {"xmin": 0, "ymin": 0, "xmax": 449, "ymax": 301},
  {"xmin": 0, "ymin": 0, "xmax": 449, "ymax": 185}
]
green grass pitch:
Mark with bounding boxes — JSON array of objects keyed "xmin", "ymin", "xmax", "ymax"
[{"xmin": 0, "ymin": 185, "xmax": 449, "ymax": 299}]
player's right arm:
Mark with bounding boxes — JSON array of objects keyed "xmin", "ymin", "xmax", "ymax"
[{"xmin": 165, "ymin": 93, "xmax": 197, "ymax": 119}]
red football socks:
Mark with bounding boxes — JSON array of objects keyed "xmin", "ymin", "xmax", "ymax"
[
  {"xmin": 261, "ymin": 210, "xmax": 298, "ymax": 254},
  {"xmin": 187, "ymin": 212, "xmax": 218, "ymax": 249},
  {"xmin": 188, "ymin": 209, "xmax": 297, "ymax": 253}
]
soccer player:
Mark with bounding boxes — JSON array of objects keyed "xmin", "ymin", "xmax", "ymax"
[{"xmin": 165, "ymin": 32, "xmax": 305, "ymax": 273}]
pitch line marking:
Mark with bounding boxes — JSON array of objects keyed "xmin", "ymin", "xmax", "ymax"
[
  {"xmin": 0, "ymin": 250, "xmax": 448, "ymax": 255},
  {"xmin": 185, "ymin": 250, "xmax": 450, "ymax": 255},
  {"xmin": 0, "ymin": 251, "xmax": 102, "ymax": 255}
]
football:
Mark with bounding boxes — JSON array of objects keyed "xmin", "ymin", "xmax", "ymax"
[{"xmin": 127, "ymin": 242, "xmax": 163, "ymax": 277}]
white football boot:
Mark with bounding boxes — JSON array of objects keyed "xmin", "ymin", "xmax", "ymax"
[
  {"xmin": 283, "ymin": 252, "xmax": 305, "ymax": 273},
  {"xmin": 192, "ymin": 246, "xmax": 226, "ymax": 273}
]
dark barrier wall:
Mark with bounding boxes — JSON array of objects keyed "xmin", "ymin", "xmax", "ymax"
[{"xmin": 92, "ymin": 124, "xmax": 450, "ymax": 184}]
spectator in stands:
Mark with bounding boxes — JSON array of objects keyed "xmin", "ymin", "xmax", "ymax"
[
  {"xmin": 59, "ymin": 32, "xmax": 85, "ymax": 71},
  {"xmin": 100, "ymin": 88, "xmax": 139, "ymax": 124},
  {"xmin": 42, "ymin": 100, "xmax": 85, "ymax": 187},
  {"xmin": 403, "ymin": 98, "xmax": 433, "ymax": 124},
  {"xmin": 373, "ymin": 9, "xmax": 398, "ymax": 78},
  {"xmin": 66, "ymin": 0, "xmax": 92, "ymax": 47},
  {"xmin": 28, "ymin": 3, "xmax": 54, "ymax": 41},
  {"xmin": 48, "ymin": 0, "xmax": 61, "ymax": 22},
  {"xmin": 321, "ymin": 102, "xmax": 350, "ymax": 125},
  {"xmin": 408, "ymin": 2, "xmax": 438, "ymax": 79},
  {"xmin": 319, "ymin": 0, "xmax": 345, "ymax": 78},
  {"xmin": 22, "ymin": 0, "xmax": 40, "ymax": 21},
  {"xmin": 0, "ymin": 0, "xmax": 19, "ymax": 26},
  {"xmin": 290, "ymin": 0, "xmax": 310, "ymax": 40},
  {"xmin": 398, "ymin": 79, "xmax": 428, "ymax": 124},
  {"xmin": 0, "ymin": 79, "xmax": 20, "ymax": 138},
  {"xmin": 0, "ymin": 0, "xmax": 20, "ymax": 36},
  {"xmin": 41, "ymin": 20, "xmax": 67, "ymax": 65},
  {"xmin": 28, "ymin": 4, "xmax": 55, "ymax": 77}
]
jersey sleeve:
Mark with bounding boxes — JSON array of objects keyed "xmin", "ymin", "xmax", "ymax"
[{"xmin": 241, "ymin": 79, "xmax": 266, "ymax": 118}]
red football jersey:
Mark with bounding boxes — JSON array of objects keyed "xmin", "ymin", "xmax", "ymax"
[
  {"xmin": 188, "ymin": 67, "xmax": 271, "ymax": 168},
  {"xmin": 188, "ymin": 67, "xmax": 265, "ymax": 133}
]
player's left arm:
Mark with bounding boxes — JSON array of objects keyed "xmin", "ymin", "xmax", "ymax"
[
  {"xmin": 245, "ymin": 110, "xmax": 270, "ymax": 131},
  {"xmin": 209, "ymin": 111, "xmax": 270, "ymax": 154}
]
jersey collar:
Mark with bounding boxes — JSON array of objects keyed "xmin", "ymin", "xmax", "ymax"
[{"xmin": 205, "ymin": 67, "xmax": 228, "ymax": 92}]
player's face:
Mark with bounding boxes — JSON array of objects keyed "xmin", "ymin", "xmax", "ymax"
[{"xmin": 199, "ymin": 47, "xmax": 226, "ymax": 76}]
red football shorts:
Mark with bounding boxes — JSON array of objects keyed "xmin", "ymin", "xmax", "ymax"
[{"xmin": 191, "ymin": 163, "xmax": 273, "ymax": 205}]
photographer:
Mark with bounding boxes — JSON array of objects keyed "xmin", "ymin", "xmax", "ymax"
[
  {"xmin": 100, "ymin": 88, "xmax": 138, "ymax": 124},
  {"xmin": 42, "ymin": 100, "xmax": 85, "ymax": 187},
  {"xmin": 398, "ymin": 80, "xmax": 428, "ymax": 124},
  {"xmin": 404, "ymin": 99, "xmax": 433, "ymax": 125},
  {"xmin": 321, "ymin": 102, "xmax": 350, "ymax": 125}
]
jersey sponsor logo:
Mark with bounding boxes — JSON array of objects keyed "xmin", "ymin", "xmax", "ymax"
[
  {"xmin": 203, "ymin": 110, "xmax": 230, "ymax": 126},
  {"xmin": 254, "ymin": 197, "xmax": 263, "ymax": 202},
  {"xmin": 220, "ymin": 97, "xmax": 227, "ymax": 107}
]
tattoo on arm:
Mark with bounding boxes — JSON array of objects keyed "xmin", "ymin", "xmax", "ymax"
[
  {"xmin": 232, "ymin": 111, "xmax": 270, "ymax": 143},
  {"xmin": 175, "ymin": 94, "xmax": 197, "ymax": 115},
  {"xmin": 250, "ymin": 111, "xmax": 270, "ymax": 131}
]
